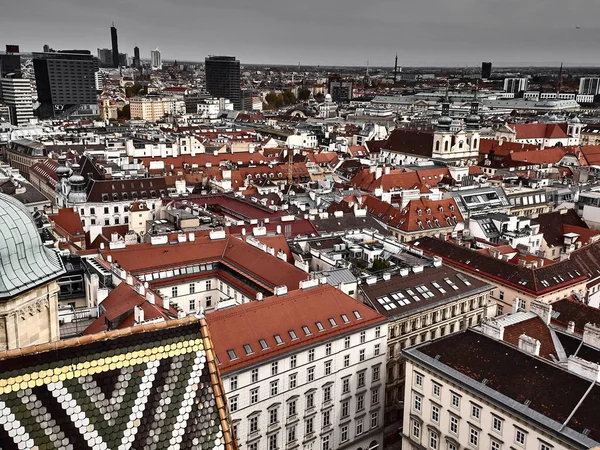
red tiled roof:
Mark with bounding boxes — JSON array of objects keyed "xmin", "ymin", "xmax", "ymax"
[
  {"xmin": 551, "ymin": 297, "xmax": 600, "ymax": 333},
  {"xmin": 503, "ymin": 316, "xmax": 558, "ymax": 360},
  {"xmin": 206, "ymin": 284, "xmax": 387, "ymax": 374},
  {"xmin": 479, "ymin": 139, "xmax": 542, "ymax": 156},
  {"xmin": 509, "ymin": 123, "xmax": 568, "ymax": 140},
  {"xmin": 50, "ymin": 208, "xmax": 85, "ymax": 238}
]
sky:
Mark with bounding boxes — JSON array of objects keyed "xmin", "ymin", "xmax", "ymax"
[{"xmin": 2, "ymin": 0, "xmax": 600, "ymax": 67}]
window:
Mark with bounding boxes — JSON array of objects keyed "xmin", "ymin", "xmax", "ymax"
[
  {"xmin": 360, "ymin": 331, "xmax": 366, "ymax": 343},
  {"xmin": 249, "ymin": 416, "xmax": 258, "ymax": 434},
  {"xmin": 471, "ymin": 404, "xmax": 481, "ymax": 421},
  {"xmin": 230, "ymin": 376, "xmax": 238, "ymax": 390},
  {"xmin": 269, "ymin": 407, "xmax": 279, "ymax": 425},
  {"xmin": 540, "ymin": 442, "xmax": 552, "ymax": 450},
  {"xmin": 316, "ymin": 321, "xmax": 325, "ymax": 332},
  {"xmin": 104, "ymin": 207, "xmax": 109, "ymax": 214},
  {"xmin": 431, "ymin": 404, "xmax": 440, "ymax": 423},
  {"xmin": 450, "ymin": 415, "xmax": 459, "ymax": 435},
  {"xmin": 206, "ymin": 296, "xmax": 212, "ymax": 307},
  {"xmin": 268, "ymin": 434, "xmax": 277, "ymax": 450},
  {"xmin": 290, "ymin": 355, "xmax": 297, "ymax": 369},
  {"xmin": 271, "ymin": 362, "xmax": 278, "ymax": 376},
  {"xmin": 341, "ymin": 424, "xmax": 349, "ymax": 443},
  {"xmin": 373, "ymin": 365, "xmax": 380, "ymax": 381},
  {"xmin": 356, "ymin": 394, "xmax": 364, "ymax": 412},
  {"xmin": 306, "ymin": 392, "xmax": 314, "ymax": 409},
  {"xmin": 358, "ymin": 371, "xmax": 366, "ymax": 388},
  {"xmin": 189, "ymin": 298, "xmax": 196, "ymax": 311},
  {"xmin": 356, "ymin": 418, "xmax": 364, "ymax": 436},
  {"xmin": 289, "ymin": 373, "xmax": 297, "ymax": 389},
  {"xmin": 325, "ymin": 360, "xmax": 332, "ymax": 375},
  {"xmin": 288, "ymin": 399, "xmax": 297, "ymax": 416},
  {"xmin": 305, "ymin": 418, "xmax": 314, "ymax": 435},
  {"xmin": 206, "ymin": 280, "xmax": 212, "ymax": 290},
  {"xmin": 371, "ymin": 411, "xmax": 378, "ymax": 429},
  {"xmin": 499, "ymin": 291, "xmax": 504, "ymax": 300},
  {"xmin": 518, "ymin": 298, "xmax": 526, "ymax": 311},
  {"xmin": 415, "ymin": 372, "xmax": 424, "ymax": 387},
  {"xmin": 322, "ymin": 435, "xmax": 330, "ymax": 450},
  {"xmin": 274, "ymin": 334, "xmax": 284, "ymax": 345},
  {"xmin": 414, "ymin": 393, "xmax": 422, "ymax": 412},
  {"xmin": 302, "ymin": 326, "xmax": 312, "ymax": 336},
  {"xmin": 328, "ymin": 318, "xmax": 337, "ymax": 327},
  {"xmin": 343, "ymin": 354, "xmax": 350, "ymax": 367},
  {"xmin": 342, "ymin": 377, "xmax": 350, "ymax": 394},
  {"xmin": 251, "ymin": 368, "xmax": 259, "ymax": 383},
  {"xmin": 451, "ymin": 393, "xmax": 460, "ymax": 409},
  {"xmin": 448, "ymin": 442, "xmax": 457, "ymax": 450},
  {"xmin": 430, "ymin": 431, "xmax": 438, "ymax": 450},
  {"xmin": 371, "ymin": 388, "xmax": 379, "ymax": 405},
  {"xmin": 307, "ymin": 366, "xmax": 315, "ymax": 382},
  {"xmin": 325, "ymin": 343, "xmax": 332, "ymax": 356},
  {"xmin": 353, "ymin": 310, "xmax": 362, "ymax": 319},
  {"xmin": 229, "ymin": 395, "xmax": 238, "ymax": 412},
  {"xmin": 322, "ymin": 409, "xmax": 331, "ymax": 427},
  {"xmin": 492, "ymin": 416, "xmax": 503, "ymax": 434},
  {"xmin": 171, "ymin": 286, "xmax": 178, "ymax": 298},
  {"xmin": 250, "ymin": 388, "xmax": 259, "ymax": 404},
  {"xmin": 359, "ymin": 349, "xmax": 365, "ymax": 362},
  {"xmin": 244, "ymin": 344, "xmax": 254, "ymax": 355},
  {"xmin": 470, "ymin": 428, "xmax": 479, "ymax": 448},
  {"xmin": 515, "ymin": 429, "xmax": 526, "ymax": 446},
  {"xmin": 491, "ymin": 440, "xmax": 501, "ymax": 450},
  {"xmin": 412, "ymin": 421, "xmax": 421, "ymax": 439},
  {"xmin": 308, "ymin": 349, "xmax": 315, "ymax": 362},
  {"xmin": 227, "ymin": 349, "xmax": 238, "ymax": 361},
  {"xmin": 289, "ymin": 330, "xmax": 298, "ymax": 340},
  {"xmin": 287, "ymin": 425, "xmax": 296, "ymax": 443},
  {"xmin": 341, "ymin": 400, "xmax": 349, "ymax": 418},
  {"xmin": 270, "ymin": 380, "xmax": 278, "ymax": 396},
  {"xmin": 375, "ymin": 326, "xmax": 381, "ymax": 338},
  {"xmin": 344, "ymin": 336, "xmax": 351, "ymax": 349}
]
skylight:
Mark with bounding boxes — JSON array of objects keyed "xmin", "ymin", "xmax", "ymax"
[
  {"xmin": 302, "ymin": 326, "xmax": 312, "ymax": 336},
  {"xmin": 328, "ymin": 318, "xmax": 338, "ymax": 327},
  {"xmin": 456, "ymin": 273, "xmax": 472, "ymax": 286},
  {"xmin": 353, "ymin": 310, "xmax": 362, "ymax": 319},
  {"xmin": 243, "ymin": 344, "xmax": 253, "ymax": 355},
  {"xmin": 432, "ymin": 281, "xmax": 446, "ymax": 294},
  {"xmin": 259, "ymin": 339, "xmax": 269, "ymax": 350},
  {"xmin": 289, "ymin": 330, "xmax": 298, "ymax": 340},
  {"xmin": 341, "ymin": 314, "xmax": 349, "ymax": 323},
  {"xmin": 227, "ymin": 349, "xmax": 238, "ymax": 361},
  {"xmin": 274, "ymin": 334, "xmax": 284, "ymax": 345},
  {"xmin": 316, "ymin": 321, "xmax": 325, "ymax": 331}
]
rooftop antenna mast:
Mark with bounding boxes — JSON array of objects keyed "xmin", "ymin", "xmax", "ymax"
[{"xmin": 394, "ymin": 53, "xmax": 398, "ymax": 84}]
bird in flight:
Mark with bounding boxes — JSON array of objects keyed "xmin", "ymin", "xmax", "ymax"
[{"xmin": 575, "ymin": 26, "xmax": 581, "ymax": 29}]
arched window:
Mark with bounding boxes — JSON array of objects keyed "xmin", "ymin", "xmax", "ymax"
[
  {"xmin": 435, "ymin": 141, "xmax": 440, "ymax": 151},
  {"xmin": 473, "ymin": 138, "xmax": 478, "ymax": 149},
  {"xmin": 444, "ymin": 141, "xmax": 449, "ymax": 152}
]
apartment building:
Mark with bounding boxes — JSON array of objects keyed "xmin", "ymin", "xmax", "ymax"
[
  {"xmin": 207, "ymin": 284, "xmax": 388, "ymax": 450},
  {"xmin": 402, "ymin": 329, "xmax": 600, "ymax": 450},
  {"xmin": 359, "ymin": 265, "xmax": 494, "ymax": 442}
]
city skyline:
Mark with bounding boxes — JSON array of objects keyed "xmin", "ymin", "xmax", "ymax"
[{"xmin": 2, "ymin": 0, "xmax": 600, "ymax": 67}]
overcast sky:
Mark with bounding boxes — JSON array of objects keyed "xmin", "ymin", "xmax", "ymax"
[{"xmin": 2, "ymin": 0, "xmax": 600, "ymax": 67}]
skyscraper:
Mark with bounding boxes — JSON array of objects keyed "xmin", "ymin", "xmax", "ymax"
[
  {"xmin": 97, "ymin": 48, "xmax": 112, "ymax": 66},
  {"xmin": 33, "ymin": 50, "xmax": 99, "ymax": 118},
  {"xmin": 0, "ymin": 45, "xmax": 21, "ymax": 78},
  {"xmin": 111, "ymin": 23, "xmax": 119, "ymax": 68},
  {"xmin": 134, "ymin": 46, "xmax": 141, "ymax": 69},
  {"xmin": 0, "ymin": 75, "xmax": 34, "ymax": 126},
  {"xmin": 205, "ymin": 55, "xmax": 242, "ymax": 110},
  {"xmin": 481, "ymin": 62, "xmax": 492, "ymax": 79},
  {"xmin": 151, "ymin": 48, "xmax": 162, "ymax": 69}
]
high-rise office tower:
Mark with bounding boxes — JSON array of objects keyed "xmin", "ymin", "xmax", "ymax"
[
  {"xmin": 97, "ymin": 48, "xmax": 112, "ymax": 66},
  {"xmin": 151, "ymin": 48, "xmax": 162, "ymax": 69},
  {"xmin": 0, "ymin": 45, "xmax": 22, "ymax": 78},
  {"xmin": 503, "ymin": 77, "xmax": 528, "ymax": 94},
  {"xmin": 0, "ymin": 75, "xmax": 34, "ymax": 125},
  {"xmin": 579, "ymin": 77, "xmax": 600, "ymax": 95},
  {"xmin": 205, "ymin": 55, "xmax": 242, "ymax": 110},
  {"xmin": 111, "ymin": 23, "xmax": 119, "ymax": 68},
  {"xmin": 134, "ymin": 46, "xmax": 141, "ymax": 68},
  {"xmin": 43, "ymin": 44, "xmax": 50, "ymax": 53},
  {"xmin": 481, "ymin": 62, "xmax": 492, "ymax": 79},
  {"xmin": 33, "ymin": 50, "xmax": 99, "ymax": 118}
]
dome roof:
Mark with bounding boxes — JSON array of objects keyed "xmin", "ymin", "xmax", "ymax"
[
  {"xmin": 0, "ymin": 194, "xmax": 65, "ymax": 299},
  {"xmin": 570, "ymin": 116, "xmax": 581, "ymax": 124},
  {"xmin": 438, "ymin": 115, "xmax": 452, "ymax": 127}
]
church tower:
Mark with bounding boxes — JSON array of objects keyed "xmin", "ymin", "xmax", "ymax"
[
  {"xmin": 433, "ymin": 87, "xmax": 453, "ymax": 158},
  {"xmin": 465, "ymin": 88, "xmax": 481, "ymax": 160}
]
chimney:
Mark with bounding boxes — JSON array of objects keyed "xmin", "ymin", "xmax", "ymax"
[
  {"xmin": 530, "ymin": 300, "xmax": 552, "ymax": 325},
  {"xmin": 518, "ymin": 334, "xmax": 541, "ymax": 356},
  {"xmin": 134, "ymin": 305, "xmax": 145, "ymax": 324},
  {"xmin": 583, "ymin": 323, "xmax": 600, "ymax": 350},
  {"xmin": 384, "ymin": 166, "xmax": 391, "ymax": 175},
  {"xmin": 482, "ymin": 321, "xmax": 505, "ymax": 340},
  {"xmin": 189, "ymin": 232, "xmax": 196, "ymax": 242},
  {"xmin": 162, "ymin": 295, "xmax": 170, "ymax": 310},
  {"xmin": 126, "ymin": 273, "xmax": 133, "ymax": 285},
  {"xmin": 256, "ymin": 292, "xmax": 263, "ymax": 302},
  {"xmin": 513, "ymin": 297, "xmax": 524, "ymax": 313},
  {"xmin": 146, "ymin": 291, "xmax": 155, "ymax": 304},
  {"xmin": 383, "ymin": 272, "xmax": 391, "ymax": 281},
  {"xmin": 274, "ymin": 285, "xmax": 288, "ymax": 296},
  {"xmin": 366, "ymin": 276, "xmax": 377, "ymax": 285},
  {"xmin": 375, "ymin": 167, "xmax": 383, "ymax": 180},
  {"xmin": 568, "ymin": 321, "xmax": 575, "ymax": 333}
]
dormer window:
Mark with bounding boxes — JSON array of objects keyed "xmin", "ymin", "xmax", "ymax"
[
  {"xmin": 426, "ymin": 208, "xmax": 431, "ymax": 215},
  {"xmin": 417, "ymin": 209, "xmax": 422, "ymax": 216},
  {"xmin": 449, "ymin": 205, "xmax": 455, "ymax": 212},
  {"xmin": 102, "ymin": 194, "xmax": 109, "ymax": 202},
  {"xmin": 438, "ymin": 206, "xmax": 443, "ymax": 213}
]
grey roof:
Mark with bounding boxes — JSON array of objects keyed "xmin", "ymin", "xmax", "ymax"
[
  {"xmin": 314, "ymin": 268, "xmax": 357, "ymax": 287},
  {"xmin": 0, "ymin": 193, "xmax": 65, "ymax": 299}
]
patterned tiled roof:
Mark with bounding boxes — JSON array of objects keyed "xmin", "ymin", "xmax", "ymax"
[{"xmin": 0, "ymin": 317, "xmax": 236, "ymax": 450}]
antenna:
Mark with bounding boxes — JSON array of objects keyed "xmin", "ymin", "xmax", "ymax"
[{"xmin": 394, "ymin": 53, "xmax": 398, "ymax": 83}]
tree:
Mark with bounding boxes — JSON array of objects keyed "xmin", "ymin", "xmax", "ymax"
[
  {"xmin": 371, "ymin": 258, "xmax": 390, "ymax": 272},
  {"xmin": 298, "ymin": 89, "xmax": 311, "ymax": 101},
  {"xmin": 117, "ymin": 104, "xmax": 130, "ymax": 121}
]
